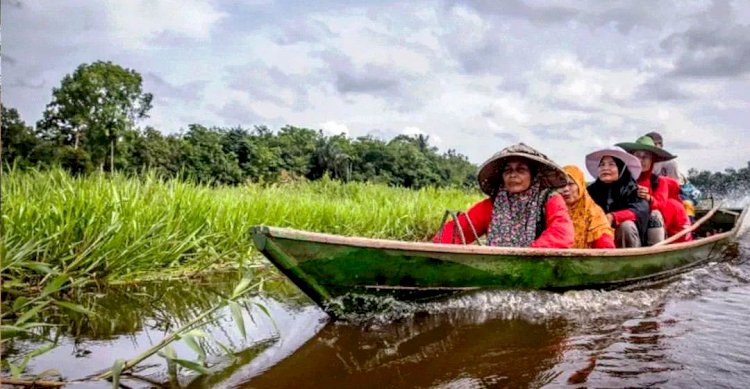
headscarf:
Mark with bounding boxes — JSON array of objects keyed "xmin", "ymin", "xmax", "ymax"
[
  {"xmin": 586, "ymin": 156, "xmax": 650, "ymax": 246},
  {"xmin": 487, "ymin": 178, "xmax": 547, "ymax": 247},
  {"xmin": 562, "ymin": 165, "xmax": 614, "ymax": 248}
]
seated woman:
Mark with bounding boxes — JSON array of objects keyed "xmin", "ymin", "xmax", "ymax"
[
  {"xmin": 433, "ymin": 143, "xmax": 574, "ymax": 248},
  {"xmin": 616, "ymin": 136, "xmax": 692, "ymax": 244},
  {"xmin": 678, "ymin": 173, "xmax": 702, "ymax": 223},
  {"xmin": 560, "ymin": 165, "xmax": 615, "ymax": 249},
  {"xmin": 585, "ymin": 146, "xmax": 649, "ymax": 248}
]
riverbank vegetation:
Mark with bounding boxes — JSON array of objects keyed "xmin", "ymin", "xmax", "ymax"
[
  {"xmin": 2, "ymin": 168, "xmax": 480, "ymax": 288},
  {"xmin": 1, "ymin": 168, "xmax": 480, "ymax": 383}
]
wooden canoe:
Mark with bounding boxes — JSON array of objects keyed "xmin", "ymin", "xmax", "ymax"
[{"xmin": 251, "ymin": 205, "xmax": 747, "ymax": 316}]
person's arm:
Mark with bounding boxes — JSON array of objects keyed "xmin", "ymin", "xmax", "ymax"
[
  {"xmin": 648, "ymin": 177, "xmax": 669, "ymax": 211},
  {"xmin": 530, "ymin": 194, "xmax": 574, "ymax": 248},
  {"xmin": 664, "ymin": 198, "xmax": 693, "ymax": 242},
  {"xmin": 432, "ymin": 198, "xmax": 492, "ymax": 244},
  {"xmin": 611, "ymin": 209, "xmax": 636, "ymax": 226},
  {"xmin": 591, "ymin": 233, "xmax": 616, "ymax": 249}
]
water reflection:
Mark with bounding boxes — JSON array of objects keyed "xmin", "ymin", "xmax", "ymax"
[
  {"xmin": 9, "ymin": 272, "xmax": 302, "ymax": 341},
  {"xmin": 238, "ymin": 311, "xmax": 569, "ymax": 389},
  {"xmin": 545, "ymin": 236, "xmax": 750, "ymax": 387},
  {"xmin": 5, "ymin": 272, "xmax": 313, "ymax": 386},
  {"xmin": 6, "ymin": 229, "xmax": 749, "ymax": 388}
]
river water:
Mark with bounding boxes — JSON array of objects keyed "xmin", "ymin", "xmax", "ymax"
[{"xmin": 11, "ymin": 214, "xmax": 750, "ymax": 388}]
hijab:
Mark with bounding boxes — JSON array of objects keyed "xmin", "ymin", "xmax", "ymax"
[
  {"xmin": 487, "ymin": 178, "xmax": 547, "ymax": 247},
  {"xmin": 562, "ymin": 165, "xmax": 614, "ymax": 248},
  {"xmin": 586, "ymin": 156, "xmax": 650, "ymax": 246}
]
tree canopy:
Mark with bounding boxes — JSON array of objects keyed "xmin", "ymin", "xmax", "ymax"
[{"xmin": 36, "ymin": 61, "xmax": 153, "ymax": 171}]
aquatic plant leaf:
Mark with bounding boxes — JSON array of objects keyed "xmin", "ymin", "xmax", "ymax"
[
  {"xmin": 158, "ymin": 345, "xmax": 178, "ymax": 381},
  {"xmin": 162, "ymin": 344, "xmax": 177, "ymax": 360},
  {"xmin": 215, "ymin": 339, "xmax": 233, "ymax": 355},
  {"xmin": 182, "ymin": 333, "xmax": 206, "ymax": 361},
  {"xmin": 231, "ymin": 277, "xmax": 253, "ymax": 299},
  {"xmin": 15, "ymin": 303, "xmax": 47, "ymax": 325},
  {"xmin": 53, "ymin": 300, "xmax": 95, "ymax": 316},
  {"xmin": 111, "ymin": 358, "xmax": 124, "ymax": 389},
  {"xmin": 228, "ymin": 301, "xmax": 246, "ymax": 339},
  {"xmin": 41, "ymin": 274, "xmax": 69, "ymax": 296},
  {"xmin": 11, "ymin": 296, "xmax": 30, "ymax": 312},
  {"xmin": 22, "ymin": 261, "xmax": 54, "ymax": 274},
  {"xmin": 186, "ymin": 329, "xmax": 208, "ymax": 337},
  {"xmin": 9, "ymin": 360, "xmax": 24, "ymax": 379},
  {"xmin": 28, "ymin": 342, "xmax": 57, "ymax": 358},
  {"xmin": 173, "ymin": 358, "xmax": 210, "ymax": 375},
  {"xmin": 253, "ymin": 302, "xmax": 279, "ymax": 333},
  {"xmin": 1, "ymin": 324, "xmax": 27, "ymax": 338},
  {"xmin": 253, "ymin": 302, "xmax": 272, "ymax": 320},
  {"xmin": 35, "ymin": 369, "xmax": 62, "ymax": 379}
]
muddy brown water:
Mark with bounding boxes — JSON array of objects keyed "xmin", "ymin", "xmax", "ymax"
[{"xmin": 8, "ymin": 225, "xmax": 750, "ymax": 388}]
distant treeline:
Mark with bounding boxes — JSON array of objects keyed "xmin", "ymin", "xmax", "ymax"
[
  {"xmin": 687, "ymin": 163, "xmax": 750, "ymax": 200},
  {"xmin": 1, "ymin": 60, "xmax": 748, "ymax": 196},
  {"xmin": 2, "ymin": 105, "xmax": 476, "ymax": 188},
  {"xmin": 0, "ymin": 61, "xmax": 475, "ymax": 189}
]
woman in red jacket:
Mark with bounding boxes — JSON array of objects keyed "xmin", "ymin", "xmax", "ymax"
[
  {"xmin": 617, "ymin": 136, "xmax": 692, "ymax": 244},
  {"xmin": 433, "ymin": 143, "xmax": 574, "ymax": 248}
]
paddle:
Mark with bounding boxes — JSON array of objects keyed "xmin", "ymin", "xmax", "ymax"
[{"xmin": 653, "ymin": 202, "xmax": 722, "ymax": 247}]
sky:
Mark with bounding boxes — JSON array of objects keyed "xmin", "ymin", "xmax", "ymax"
[{"xmin": 2, "ymin": 0, "xmax": 749, "ymax": 177}]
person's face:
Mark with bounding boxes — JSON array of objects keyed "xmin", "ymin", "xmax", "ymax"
[
  {"xmin": 502, "ymin": 159, "xmax": 532, "ymax": 194},
  {"xmin": 653, "ymin": 139, "xmax": 663, "ymax": 148},
  {"xmin": 560, "ymin": 176, "xmax": 580, "ymax": 206},
  {"xmin": 633, "ymin": 150, "xmax": 653, "ymax": 172},
  {"xmin": 598, "ymin": 156, "xmax": 619, "ymax": 183}
]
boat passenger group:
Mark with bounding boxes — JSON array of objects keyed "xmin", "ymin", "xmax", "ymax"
[{"xmin": 433, "ymin": 132, "xmax": 700, "ymax": 249}]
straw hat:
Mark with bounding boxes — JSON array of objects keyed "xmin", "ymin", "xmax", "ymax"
[
  {"xmin": 616, "ymin": 135, "xmax": 676, "ymax": 163},
  {"xmin": 477, "ymin": 143, "xmax": 567, "ymax": 196},
  {"xmin": 585, "ymin": 146, "xmax": 642, "ymax": 179}
]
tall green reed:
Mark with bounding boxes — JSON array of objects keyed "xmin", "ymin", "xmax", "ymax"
[{"xmin": 2, "ymin": 168, "xmax": 480, "ymax": 282}]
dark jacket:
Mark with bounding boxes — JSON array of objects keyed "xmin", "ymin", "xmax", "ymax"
[{"xmin": 586, "ymin": 168, "xmax": 650, "ymax": 246}]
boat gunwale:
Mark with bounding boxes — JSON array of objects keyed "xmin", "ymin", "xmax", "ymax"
[{"xmin": 254, "ymin": 206, "xmax": 746, "ymax": 259}]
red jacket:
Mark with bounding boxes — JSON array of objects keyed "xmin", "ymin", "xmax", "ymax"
[
  {"xmin": 591, "ymin": 234, "xmax": 616, "ymax": 249},
  {"xmin": 638, "ymin": 172, "xmax": 692, "ymax": 242},
  {"xmin": 432, "ymin": 193, "xmax": 574, "ymax": 248}
]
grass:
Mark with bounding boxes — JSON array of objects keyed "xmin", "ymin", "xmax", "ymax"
[{"xmin": 2, "ymin": 168, "xmax": 482, "ymax": 283}]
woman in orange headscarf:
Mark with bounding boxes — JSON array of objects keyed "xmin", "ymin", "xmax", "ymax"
[{"xmin": 559, "ymin": 165, "xmax": 616, "ymax": 249}]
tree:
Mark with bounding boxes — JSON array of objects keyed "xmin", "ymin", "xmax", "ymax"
[
  {"xmin": 181, "ymin": 124, "xmax": 244, "ymax": 185},
  {"xmin": 350, "ymin": 136, "xmax": 393, "ymax": 183},
  {"xmin": 124, "ymin": 127, "xmax": 182, "ymax": 176},
  {"xmin": 313, "ymin": 134, "xmax": 353, "ymax": 181},
  {"xmin": 1, "ymin": 105, "xmax": 38, "ymax": 168},
  {"xmin": 386, "ymin": 136, "xmax": 440, "ymax": 188},
  {"xmin": 37, "ymin": 61, "xmax": 153, "ymax": 171},
  {"xmin": 275, "ymin": 126, "xmax": 320, "ymax": 178}
]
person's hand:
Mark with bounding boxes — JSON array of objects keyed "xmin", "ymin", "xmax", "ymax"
[
  {"xmin": 606, "ymin": 213, "xmax": 614, "ymax": 226},
  {"xmin": 637, "ymin": 185, "xmax": 651, "ymax": 202}
]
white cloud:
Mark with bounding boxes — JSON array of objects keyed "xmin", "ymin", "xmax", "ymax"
[
  {"xmin": 402, "ymin": 126, "xmax": 443, "ymax": 146},
  {"xmin": 3, "ymin": 0, "xmax": 749, "ymax": 174},
  {"xmin": 319, "ymin": 121, "xmax": 350, "ymax": 136},
  {"xmin": 531, "ymin": 52, "xmax": 644, "ymax": 107},
  {"xmin": 103, "ymin": 0, "xmax": 227, "ymax": 49}
]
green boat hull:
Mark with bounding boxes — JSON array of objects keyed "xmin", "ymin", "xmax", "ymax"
[{"xmin": 251, "ymin": 207, "xmax": 747, "ymax": 315}]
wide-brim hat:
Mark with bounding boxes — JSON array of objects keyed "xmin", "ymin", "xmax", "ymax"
[
  {"xmin": 615, "ymin": 135, "xmax": 676, "ymax": 163},
  {"xmin": 585, "ymin": 146, "xmax": 642, "ymax": 179},
  {"xmin": 477, "ymin": 142, "xmax": 567, "ymax": 195}
]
